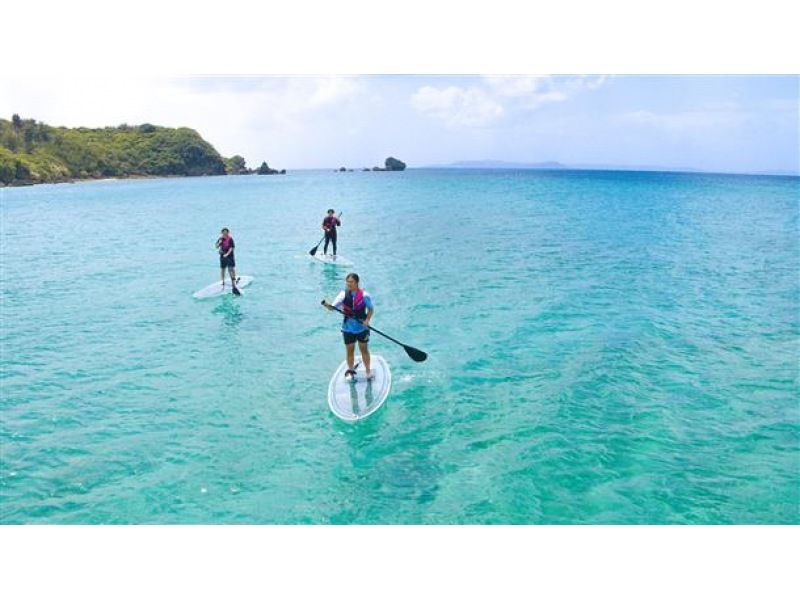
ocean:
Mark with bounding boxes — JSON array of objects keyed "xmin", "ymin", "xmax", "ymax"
[{"xmin": 1, "ymin": 168, "xmax": 798, "ymax": 523}]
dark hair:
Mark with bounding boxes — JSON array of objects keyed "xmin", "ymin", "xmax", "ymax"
[
  {"xmin": 221, "ymin": 227, "xmax": 229, "ymax": 233},
  {"xmin": 346, "ymin": 272, "xmax": 359, "ymax": 284},
  {"xmin": 327, "ymin": 209, "xmax": 335, "ymax": 214}
]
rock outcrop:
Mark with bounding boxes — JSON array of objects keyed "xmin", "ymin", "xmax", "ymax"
[{"xmin": 384, "ymin": 156, "xmax": 406, "ymax": 171}]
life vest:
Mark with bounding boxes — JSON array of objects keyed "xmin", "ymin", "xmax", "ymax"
[
  {"xmin": 218, "ymin": 236, "xmax": 234, "ymax": 254},
  {"xmin": 342, "ymin": 289, "xmax": 367, "ymax": 322},
  {"xmin": 323, "ymin": 216, "xmax": 339, "ymax": 234}
]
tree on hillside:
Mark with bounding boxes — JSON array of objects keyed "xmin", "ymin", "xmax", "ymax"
[
  {"xmin": 226, "ymin": 155, "xmax": 248, "ymax": 174},
  {"xmin": 0, "ymin": 117, "xmax": 233, "ymax": 185}
]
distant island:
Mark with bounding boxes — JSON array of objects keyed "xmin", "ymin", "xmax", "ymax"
[
  {"xmin": 337, "ymin": 156, "xmax": 407, "ymax": 172},
  {"xmin": 0, "ymin": 115, "xmax": 283, "ymax": 186},
  {"xmin": 432, "ymin": 159, "xmax": 705, "ymax": 172},
  {"xmin": 426, "ymin": 159, "xmax": 798, "ymax": 177}
]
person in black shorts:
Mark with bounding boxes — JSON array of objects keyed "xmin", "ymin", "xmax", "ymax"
[
  {"xmin": 321, "ymin": 209, "xmax": 341, "ymax": 257},
  {"xmin": 215, "ymin": 227, "xmax": 239, "ymax": 293},
  {"xmin": 323, "ymin": 273, "xmax": 375, "ymax": 381}
]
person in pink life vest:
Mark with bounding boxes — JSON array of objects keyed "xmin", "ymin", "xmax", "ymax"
[
  {"xmin": 323, "ymin": 272, "xmax": 375, "ymax": 382},
  {"xmin": 215, "ymin": 227, "xmax": 239, "ymax": 291}
]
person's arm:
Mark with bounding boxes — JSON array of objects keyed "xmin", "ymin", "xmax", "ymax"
[
  {"xmin": 224, "ymin": 238, "xmax": 235, "ymax": 258},
  {"xmin": 322, "ymin": 218, "xmax": 329, "ymax": 231},
  {"xmin": 363, "ymin": 296, "xmax": 373, "ymax": 326},
  {"xmin": 335, "ymin": 216, "xmax": 341, "ymax": 227},
  {"xmin": 323, "ymin": 291, "xmax": 345, "ymax": 311},
  {"xmin": 215, "ymin": 237, "xmax": 221, "ymax": 249}
]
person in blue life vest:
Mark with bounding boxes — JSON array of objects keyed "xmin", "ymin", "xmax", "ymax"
[
  {"xmin": 321, "ymin": 209, "xmax": 341, "ymax": 257},
  {"xmin": 323, "ymin": 272, "xmax": 374, "ymax": 382},
  {"xmin": 215, "ymin": 227, "xmax": 239, "ymax": 291}
]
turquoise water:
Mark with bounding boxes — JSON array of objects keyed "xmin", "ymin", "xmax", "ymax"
[{"xmin": 1, "ymin": 169, "xmax": 798, "ymax": 524}]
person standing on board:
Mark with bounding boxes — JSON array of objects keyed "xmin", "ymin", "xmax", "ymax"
[
  {"xmin": 323, "ymin": 272, "xmax": 374, "ymax": 381},
  {"xmin": 215, "ymin": 227, "xmax": 240, "ymax": 295},
  {"xmin": 321, "ymin": 209, "xmax": 341, "ymax": 258}
]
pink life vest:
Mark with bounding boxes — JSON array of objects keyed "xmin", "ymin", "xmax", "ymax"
[
  {"xmin": 218, "ymin": 236, "xmax": 234, "ymax": 254},
  {"xmin": 342, "ymin": 289, "xmax": 366, "ymax": 322}
]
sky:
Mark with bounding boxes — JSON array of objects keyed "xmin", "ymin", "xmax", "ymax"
[{"xmin": 0, "ymin": 75, "xmax": 797, "ymax": 174}]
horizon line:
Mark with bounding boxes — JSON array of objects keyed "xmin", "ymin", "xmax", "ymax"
[{"xmin": 283, "ymin": 165, "xmax": 800, "ymax": 178}]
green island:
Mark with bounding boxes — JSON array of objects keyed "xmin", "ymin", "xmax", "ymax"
[{"xmin": 0, "ymin": 115, "xmax": 275, "ymax": 186}]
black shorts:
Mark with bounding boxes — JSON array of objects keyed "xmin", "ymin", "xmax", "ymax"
[
  {"xmin": 220, "ymin": 254, "xmax": 236, "ymax": 269},
  {"xmin": 342, "ymin": 330, "xmax": 369, "ymax": 345}
]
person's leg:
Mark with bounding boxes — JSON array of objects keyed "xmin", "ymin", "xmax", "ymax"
[
  {"xmin": 346, "ymin": 342, "xmax": 356, "ymax": 372},
  {"xmin": 358, "ymin": 339, "xmax": 371, "ymax": 378},
  {"xmin": 229, "ymin": 266, "xmax": 237, "ymax": 286},
  {"xmin": 323, "ymin": 235, "xmax": 330, "ymax": 255},
  {"xmin": 332, "ymin": 235, "xmax": 337, "ymax": 256},
  {"xmin": 220, "ymin": 267, "xmax": 225, "ymax": 286}
]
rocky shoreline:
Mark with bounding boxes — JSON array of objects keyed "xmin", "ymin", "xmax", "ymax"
[
  {"xmin": 0, "ymin": 116, "xmax": 287, "ymax": 188},
  {"xmin": 336, "ymin": 156, "xmax": 407, "ymax": 172},
  {"xmin": 1, "ymin": 116, "xmax": 410, "ymax": 188}
]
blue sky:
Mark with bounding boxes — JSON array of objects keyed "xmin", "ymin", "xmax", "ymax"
[{"xmin": 1, "ymin": 75, "xmax": 797, "ymax": 174}]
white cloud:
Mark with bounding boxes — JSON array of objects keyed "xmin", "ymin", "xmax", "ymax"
[
  {"xmin": 485, "ymin": 75, "xmax": 608, "ymax": 103},
  {"xmin": 483, "ymin": 75, "xmax": 552, "ymax": 97},
  {"xmin": 410, "ymin": 85, "xmax": 504, "ymax": 127},
  {"xmin": 0, "ymin": 76, "xmax": 368, "ymax": 166},
  {"xmin": 169, "ymin": 76, "xmax": 364, "ymax": 121},
  {"xmin": 411, "ymin": 75, "xmax": 608, "ymax": 127},
  {"xmin": 564, "ymin": 75, "xmax": 610, "ymax": 91},
  {"xmin": 618, "ymin": 107, "xmax": 748, "ymax": 131},
  {"xmin": 0, "ymin": 76, "xmax": 364, "ymax": 129},
  {"xmin": 307, "ymin": 76, "xmax": 362, "ymax": 107}
]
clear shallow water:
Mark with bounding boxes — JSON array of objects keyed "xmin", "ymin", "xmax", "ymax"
[{"xmin": 1, "ymin": 169, "xmax": 798, "ymax": 524}]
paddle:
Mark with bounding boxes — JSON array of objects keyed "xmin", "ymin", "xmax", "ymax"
[
  {"xmin": 321, "ymin": 300, "xmax": 428, "ymax": 362},
  {"xmin": 309, "ymin": 211, "xmax": 342, "ymax": 256}
]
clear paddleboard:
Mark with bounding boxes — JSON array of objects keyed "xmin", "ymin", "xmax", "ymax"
[
  {"xmin": 312, "ymin": 253, "xmax": 353, "ymax": 267},
  {"xmin": 193, "ymin": 275, "xmax": 254, "ymax": 298},
  {"xmin": 327, "ymin": 354, "xmax": 392, "ymax": 421}
]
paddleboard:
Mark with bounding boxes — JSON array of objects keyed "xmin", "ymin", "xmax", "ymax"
[
  {"xmin": 312, "ymin": 253, "xmax": 353, "ymax": 267},
  {"xmin": 193, "ymin": 275, "xmax": 254, "ymax": 298},
  {"xmin": 328, "ymin": 354, "xmax": 391, "ymax": 421}
]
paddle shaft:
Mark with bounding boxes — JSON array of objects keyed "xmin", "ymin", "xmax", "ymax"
[{"xmin": 323, "ymin": 301, "xmax": 427, "ymax": 361}]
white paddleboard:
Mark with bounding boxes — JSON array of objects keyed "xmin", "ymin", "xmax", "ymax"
[
  {"xmin": 193, "ymin": 275, "xmax": 254, "ymax": 299},
  {"xmin": 312, "ymin": 253, "xmax": 353, "ymax": 267},
  {"xmin": 328, "ymin": 354, "xmax": 392, "ymax": 421}
]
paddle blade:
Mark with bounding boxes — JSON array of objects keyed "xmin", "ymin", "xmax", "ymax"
[
  {"xmin": 232, "ymin": 285, "xmax": 241, "ymax": 296},
  {"xmin": 309, "ymin": 245, "xmax": 319, "ymax": 256},
  {"xmin": 404, "ymin": 345, "xmax": 428, "ymax": 362}
]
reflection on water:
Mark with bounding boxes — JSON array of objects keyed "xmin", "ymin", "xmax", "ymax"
[
  {"xmin": 212, "ymin": 296, "xmax": 244, "ymax": 376},
  {"xmin": 212, "ymin": 296, "xmax": 244, "ymax": 329},
  {"xmin": 323, "ymin": 263, "xmax": 343, "ymax": 285},
  {"xmin": 346, "ymin": 375, "xmax": 375, "ymax": 416},
  {"xmin": 349, "ymin": 382, "xmax": 360, "ymax": 416},
  {"xmin": 316, "ymin": 260, "xmax": 347, "ymax": 307}
]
